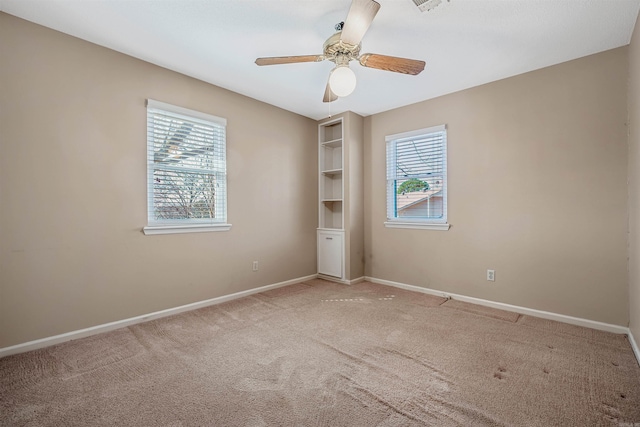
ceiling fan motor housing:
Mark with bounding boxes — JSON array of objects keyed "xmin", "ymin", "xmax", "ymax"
[{"xmin": 323, "ymin": 32, "xmax": 361, "ymax": 64}]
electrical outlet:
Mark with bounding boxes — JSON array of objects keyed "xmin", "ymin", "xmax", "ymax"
[
  {"xmin": 487, "ymin": 269, "xmax": 495, "ymax": 281},
  {"xmin": 252, "ymin": 261, "xmax": 258, "ymax": 272}
]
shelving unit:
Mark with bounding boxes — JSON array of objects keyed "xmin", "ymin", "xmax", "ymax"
[
  {"xmin": 319, "ymin": 119, "xmax": 344, "ymax": 231},
  {"xmin": 318, "ymin": 118, "xmax": 344, "ymax": 278},
  {"xmin": 317, "ymin": 113, "xmax": 364, "ymax": 282}
]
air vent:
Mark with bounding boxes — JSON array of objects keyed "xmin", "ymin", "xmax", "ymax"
[{"xmin": 410, "ymin": 0, "xmax": 449, "ymax": 13}]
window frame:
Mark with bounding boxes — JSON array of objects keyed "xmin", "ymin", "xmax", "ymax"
[
  {"xmin": 143, "ymin": 99, "xmax": 231, "ymax": 235},
  {"xmin": 384, "ymin": 124, "xmax": 450, "ymax": 231}
]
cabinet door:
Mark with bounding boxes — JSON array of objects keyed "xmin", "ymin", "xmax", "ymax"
[{"xmin": 318, "ymin": 232, "xmax": 342, "ymax": 278}]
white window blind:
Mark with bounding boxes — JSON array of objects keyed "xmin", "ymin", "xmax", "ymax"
[
  {"xmin": 145, "ymin": 99, "xmax": 229, "ymax": 234},
  {"xmin": 386, "ymin": 125, "xmax": 448, "ymax": 227}
]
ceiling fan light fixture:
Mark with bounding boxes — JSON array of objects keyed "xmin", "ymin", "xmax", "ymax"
[{"xmin": 329, "ymin": 65, "xmax": 357, "ymax": 97}]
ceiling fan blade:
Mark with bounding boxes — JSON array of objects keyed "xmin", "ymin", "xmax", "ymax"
[
  {"xmin": 358, "ymin": 53, "xmax": 425, "ymax": 75},
  {"xmin": 255, "ymin": 55, "xmax": 324, "ymax": 66},
  {"xmin": 323, "ymin": 77, "xmax": 338, "ymax": 103},
  {"xmin": 340, "ymin": 0, "xmax": 381, "ymax": 47}
]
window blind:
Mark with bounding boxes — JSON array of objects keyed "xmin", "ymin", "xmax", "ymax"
[
  {"xmin": 147, "ymin": 100, "xmax": 227, "ymax": 225},
  {"xmin": 386, "ymin": 124, "xmax": 447, "ymax": 222}
]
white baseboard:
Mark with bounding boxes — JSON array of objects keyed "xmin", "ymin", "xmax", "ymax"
[
  {"xmin": 316, "ymin": 274, "xmax": 365, "ymax": 285},
  {"xmin": 364, "ymin": 276, "xmax": 629, "ymax": 335},
  {"xmin": 0, "ymin": 274, "xmax": 318, "ymax": 358},
  {"xmin": 629, "ymin": 330, "xmax": 640, "ymax": 366},
  {"xmin": 317, "ymin": 274, "xmax": 349, "ymax": 285},
  {"xmin": 317, "ymin": 275, "xmax": 366, "ymax": 285}
]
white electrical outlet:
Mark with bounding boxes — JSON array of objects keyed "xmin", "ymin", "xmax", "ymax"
[
  {"xmin": 487, "ymin": 269, "xmax": 495, "ymax": 281},
  {"xmin": 252, "ymin": 261, "xmax": 258, "ymax": 272}
]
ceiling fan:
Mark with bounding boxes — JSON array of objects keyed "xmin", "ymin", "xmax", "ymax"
[{"xmin": 255, "ymin": 0, "xmax": 426, "ymax": 102}]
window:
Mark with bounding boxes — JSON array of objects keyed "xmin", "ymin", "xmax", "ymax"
[
  {"xmin": 385, "ymin": 124, "xmax": 449, "ymax": 230},
  {"xmin": 143, "ymin": 99, "xmax": 230, "ymax": 235}
]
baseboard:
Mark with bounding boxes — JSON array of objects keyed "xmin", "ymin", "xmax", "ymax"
[
  {"xmin": 0, "ymin": 274, "xmax": 318, "ymax": 358},
  {"xmin": 364, "ymin": 276, "xmax": 629, "ymax": 335},
  {"xmin": 629, "ymin": 330, "xmax": 640, "ymax": 367},
  {"xmin": 317, "ymin": 274, "xmax": 349, "ymax": 285},
  {"xmin": 317, "ymin": 274, "xmax": 365, "ymax": 285}
]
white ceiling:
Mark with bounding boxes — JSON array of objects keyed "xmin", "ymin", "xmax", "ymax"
[{"xmin": 2, "ymin": 0, "xmax": 639, "ymax": 120}]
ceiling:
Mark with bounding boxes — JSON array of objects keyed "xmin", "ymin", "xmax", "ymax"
[{"xmin": 2, "ymin": 0, "xmax": 640, "ymax": 121}]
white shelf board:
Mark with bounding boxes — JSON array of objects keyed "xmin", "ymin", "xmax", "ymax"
[
  {"xmin": 321, "ymin": 138, "xmax": 342, "ymax": 148},
  {"xmin": 322, "ymin": 168, "xmax": 343, "ymax": 176}
]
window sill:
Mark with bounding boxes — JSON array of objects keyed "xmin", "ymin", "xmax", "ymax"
[
  {"xmin": 143, "ymin": 223, "xmax": 232, "ymax": 235},
  {"xmin": 384, "ymin": 221, "xmax": 450, "ymax": 231}
]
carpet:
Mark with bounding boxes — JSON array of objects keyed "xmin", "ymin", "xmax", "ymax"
[{"xmin": 1, "ymin": 279, "xmax": 639, "ymax": 426}]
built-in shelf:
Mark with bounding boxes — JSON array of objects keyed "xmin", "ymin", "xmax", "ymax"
[
  {"xmin": 317, "ymin": 112, "xmax": 364, "ymax": 282},
  {"xmin": 319, "ymin": 118, "xmax": 344, "ymax": 231},
  {"xmin": 318, "ymin": 118, "xmax": 345, "ymax": 279}
]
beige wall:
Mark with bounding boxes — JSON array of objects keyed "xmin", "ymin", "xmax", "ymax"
[
  {"xmin": 364, "ymin": 47, "xmax": 630, "ymax": 325},
  {"xmin": 629, "ymin": 13, "xmax": 640, "ymax": 340},
  {"xmin": 0, "ymin": 14, "xmax": 318, "ymax": 348}
]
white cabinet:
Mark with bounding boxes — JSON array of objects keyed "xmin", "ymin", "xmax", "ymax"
[{"xmin": 318, "ymin": 230, "xmax": 343, "ymax": 278}]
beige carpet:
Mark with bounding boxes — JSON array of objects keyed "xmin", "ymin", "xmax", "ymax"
[{"xmin": 1, "ymin": 279, "xmax": 639, "ymax": 426}]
